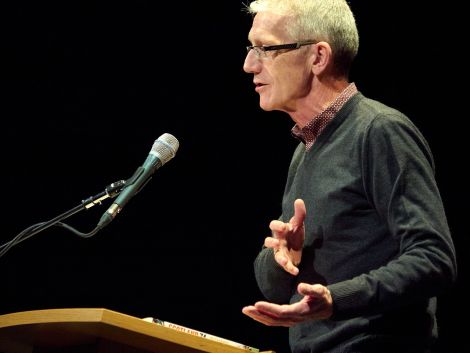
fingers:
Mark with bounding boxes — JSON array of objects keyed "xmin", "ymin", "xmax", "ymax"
[
  {"xmin": 242, "ymin": 304, "xmax": 300, "ymax": 327},
  {"xmin": 264, "ymin": 236, "xmax": 280, "ymax": 248},
  {"xmin": 278, "ymin": 256, "xmax": 299, "ymax": 276},
  {"xmin": 269, "ymin": 220, "xmax": 290, "ymax": 234},
  {"xmin": 270, "ymin": 199, "xmax": 306, "ymax": 236},
  {"xmin": 265, "ymin": 199, "xmax": 306, "ymax": 276},
  {"xmin": 264, "ymin": 236, "xmax": 299, "ymax": 276},
  {"xmin": 296, "ymin": 283, "xmax": 333, "ymax": 320}
]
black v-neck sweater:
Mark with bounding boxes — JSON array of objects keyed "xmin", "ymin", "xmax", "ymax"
[{"xmin": 253, "ymin": 93, "xmax": 457, "ymax": 353}]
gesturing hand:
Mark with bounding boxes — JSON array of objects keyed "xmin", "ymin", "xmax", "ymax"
[
  {"xmin": 265, "ymin": 199, "xmax": 306, "ymax": 275},
  {"xmin": 242, "ymin": 283, "xmax": 333, "ymax": 326}
]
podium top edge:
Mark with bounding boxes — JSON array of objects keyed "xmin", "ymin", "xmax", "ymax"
[{"xmin": 0, "ymin": 308, "xmax": 126, "ymax": 327}]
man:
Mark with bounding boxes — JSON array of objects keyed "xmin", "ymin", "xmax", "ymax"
[{"xmin": 241, "ymin": 1, "xmax": 457, "ymax": 352}]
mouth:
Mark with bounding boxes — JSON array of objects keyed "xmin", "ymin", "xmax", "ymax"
[{"xmin": 255, "ymin": 83, "xmax": 267, "ymax": 92}]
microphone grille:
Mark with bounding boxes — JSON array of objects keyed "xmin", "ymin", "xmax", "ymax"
[{"xmin": 151, "ymin": 133, "xmax": 179, "ymax": 165}]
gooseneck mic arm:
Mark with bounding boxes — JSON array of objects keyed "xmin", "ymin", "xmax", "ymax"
[{"xmin": 0, "ymin": 180, "xmax": 126, "ymax": 259}]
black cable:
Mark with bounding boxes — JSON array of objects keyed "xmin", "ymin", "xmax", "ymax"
[{"xmin": 0, "ymin": 180, "xmax": 126, "ymax": 259}]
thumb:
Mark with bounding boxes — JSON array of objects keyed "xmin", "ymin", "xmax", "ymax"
[
  {"xmin": 297, "ymin": 283, "xmax": 327, "ymax": 297},
  {"xmin": 290, "ymin": 199, "xmax": 306, "ymax": 228}
]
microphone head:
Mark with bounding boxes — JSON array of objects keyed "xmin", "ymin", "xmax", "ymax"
[{"xmin": 151, "ymin": 133, "xmax": 179, "ymax": 165}]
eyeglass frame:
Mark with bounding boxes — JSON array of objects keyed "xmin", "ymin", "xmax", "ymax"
[{"xmin": 246, "ymin": 40, "xmax": 317, "ymax": 58}]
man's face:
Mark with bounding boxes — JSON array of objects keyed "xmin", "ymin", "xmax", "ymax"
[{"xmin": 243, "ymin": 12, "xmax": 313, "ymax": 113}]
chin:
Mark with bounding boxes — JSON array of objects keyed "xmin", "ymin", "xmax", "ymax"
[{"xmin": 259, "ymin": 98, "xmax": 276, "ymax": 111}]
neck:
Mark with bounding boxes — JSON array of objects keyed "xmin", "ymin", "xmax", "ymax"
[{"xmin": 289, "ymin": 77, "xmax": 350, "ymax": 128}]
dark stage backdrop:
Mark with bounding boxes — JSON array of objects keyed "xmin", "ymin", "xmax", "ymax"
[{"xmin": 1, "ymin": 2, "xmax": 465, "ymax": 353}]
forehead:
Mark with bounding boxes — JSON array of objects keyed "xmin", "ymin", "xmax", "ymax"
[{"xmin": 248, "ymin": 12, "xmax": 292, "ymax": 43}]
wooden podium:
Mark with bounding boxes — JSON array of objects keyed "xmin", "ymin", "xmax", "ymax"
[{"xmin": 0, "ymin": 308, "xmax": 275, "ymax": 353}]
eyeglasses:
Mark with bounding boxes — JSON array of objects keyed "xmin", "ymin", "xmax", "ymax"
[{"xmin": 246, "ymin": 41, "xmax": 316, "ymax": 58}]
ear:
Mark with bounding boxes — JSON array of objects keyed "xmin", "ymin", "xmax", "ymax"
[{"xmin": 310, "ymin": 41, "xmax": 333, "ymax": 76}]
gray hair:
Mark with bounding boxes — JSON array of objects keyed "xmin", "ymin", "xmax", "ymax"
[{"xmin": 246, "ymin": 0, "xmax": 359, "ymax": 77}]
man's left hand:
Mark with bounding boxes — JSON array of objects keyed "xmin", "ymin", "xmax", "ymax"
[{"xmin": 242, "ymin": 283, "xmax": 333, "ymax": 327}]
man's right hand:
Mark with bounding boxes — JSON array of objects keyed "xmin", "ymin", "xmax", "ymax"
[{"xmin": 264, "ymin": 199, "xmax": 306, "ymax": 276}]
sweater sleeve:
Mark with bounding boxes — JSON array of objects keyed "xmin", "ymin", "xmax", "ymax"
[
  {"xmin": 253, "ymin": 143, "xmax": 305, "ymax": 304},
  {"xmin": 328, "ymin": 113, "xmax": 457, "ymax": 319},
  {"xmin": 254, "ymin": 247, "xmax": 296, "ymax": 303}
]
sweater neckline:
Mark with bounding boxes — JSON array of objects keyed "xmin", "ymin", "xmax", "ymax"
[{"xmin": 303, "ymin": 92, "xmax": 364, "ymax": 155}]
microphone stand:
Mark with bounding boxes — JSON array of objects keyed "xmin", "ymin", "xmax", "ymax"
[{"xmin": 0, "ymin": 180, "xmax": 126, "ymax": 258}]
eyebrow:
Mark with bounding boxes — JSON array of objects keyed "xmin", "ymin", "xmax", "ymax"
[{"xmin": 247, "ymin": 35, "xmax": 276, "ymax": 46}]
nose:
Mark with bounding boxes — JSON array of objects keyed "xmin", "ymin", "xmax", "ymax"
[{"xmin": 243, "ymin": 49, "xmax": 261, "ymax": 74}]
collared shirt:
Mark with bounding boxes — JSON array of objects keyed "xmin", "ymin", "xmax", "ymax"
[{"xmin": 291, "ymin": 82, "xmax": 358, "ymax": 150}]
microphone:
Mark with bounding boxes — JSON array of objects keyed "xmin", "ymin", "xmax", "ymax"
[{"xmin": 97, "ymin": 133, "xmax": 179, "ymax": 228}]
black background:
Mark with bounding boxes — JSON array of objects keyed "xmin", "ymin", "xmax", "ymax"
[{"xmin": 0, "ymin": 1, "xmax": 466, "ymax": 352}]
